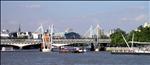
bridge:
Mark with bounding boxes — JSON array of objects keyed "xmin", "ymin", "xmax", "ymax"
[
  {"xmin": 0, "ymin": 38, "xmax": 111, "ymax": 49},
  {"xmin": 1, "ymin": 24, "xmax": 111, "ymax": 50}
]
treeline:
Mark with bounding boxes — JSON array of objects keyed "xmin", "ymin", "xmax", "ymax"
[{"xmin": 110, "ymin": 25, "xmax": 150, "ymax": 47}]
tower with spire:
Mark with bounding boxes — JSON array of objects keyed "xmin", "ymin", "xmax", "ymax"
[{"xmin": 18, "ymin": 24, "xmax": 21, "ymax": 32}]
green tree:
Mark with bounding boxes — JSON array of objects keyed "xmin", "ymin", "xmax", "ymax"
[
  {"xmin": 110, "ymin": 28, "xmax": 127, "ymax": 47},
  {"xmin": 127, "ymin": 25, "xmax": 150, "ymax": 42},
  {"xmin": 137, "ymin": 25, "xmax": 143, "ymax": 31},
  {"xmin": 138, "ymin": 27, "xmax": 150, "ymax": 42}
]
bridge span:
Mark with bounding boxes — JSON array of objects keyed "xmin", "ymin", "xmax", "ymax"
[{"xmin": 1, "ymin": 38, "xmax": 111, "ymax": 49}]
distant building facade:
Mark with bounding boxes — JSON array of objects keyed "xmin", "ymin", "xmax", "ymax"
[
  {"xmin": 143, "ymin": 22, "xmax": 150, "ymax": 28},
  {"xmin": 0, "ymin": 29, "xmax": 9, "ymax": 38}
]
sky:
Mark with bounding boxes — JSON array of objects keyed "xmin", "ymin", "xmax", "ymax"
[{"xmin": 1, "ymin": 1, "xmax": 150, "ymax": 34}]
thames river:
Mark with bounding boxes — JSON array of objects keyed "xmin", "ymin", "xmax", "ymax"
[{"xmin": 1, "ymin": 50, "xmax": 150, "ymax": 65}]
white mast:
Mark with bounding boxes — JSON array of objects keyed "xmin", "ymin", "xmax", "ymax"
[
  {"xmin": 95, "ymin": 24, "xmax": 100, "ymax": 51},
  {"xmin": 121, "ymin": 33, "xmax": 131, "ymax": 50},
  {"xmin": 89, "ymin": 25, "xmax": 94, "ymax": 38},
  {"xmin": 35, "ymin": 24, "xmax": 44, "ymax": 34},
  {"xmin": 83, "ymin": 25, "xmax": 93, "ymax": 38},
  {"xmin": 131, "ymin": 33, "xmax": 134, "ymax": 49},
  {"xmin": 96, "ymin": 24, "xmax": 100, "ymax": 44},
  {"xmin": 40, "ymin": 24, "xmax": 45, "ymax": 49},
  {"xmin": 50, "ymin": 24, "xmax": 54, "ymax": 50}
]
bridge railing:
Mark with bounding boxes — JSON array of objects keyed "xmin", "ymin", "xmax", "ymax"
[
  {"xmin": 1, "ymin": 38, "xmax": 111, "ymax": 45},
  {"xmin": 128, "ymin": 41, "xmax": 150, "ymax": 44},
  {"xmin": 53, "ymin": 39, "xmax": 95, "ymax": 44},
  {"xmin": 1, "ymin": 39, "xmax": 41, "ymax": 45}
]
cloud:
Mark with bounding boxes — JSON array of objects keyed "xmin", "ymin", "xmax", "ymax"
[
  {"xmin": 25, "ymin": 5, "xmax": 41, "ymax": 8},
  {"xmin": 130, "ymin": 6, "xmax": 145, "ymax": 10},
  {"xmin": 121, "ymin": 17, "xmax": 128, "ymax": 21},
  {"xmin": 134, "ymin": 14, "xmax": 146, "ymax": 21},
  {"xmin": 121, "ymin": 14, "xmax": 147, "ymax": 22},
  {"xmin": 8, "ymin": 20, "xmax": 19, "ymax": 25}
]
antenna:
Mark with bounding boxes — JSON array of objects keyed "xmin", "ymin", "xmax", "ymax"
[
  {"xmin": 18, "ymin": 24, "xmax": 21, "ymax": 32},
  {"xmin": 121, "ymin": 33, "xmax": 131, "ymax": 50}
]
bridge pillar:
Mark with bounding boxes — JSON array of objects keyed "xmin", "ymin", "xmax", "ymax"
[
  {"xmin": 19, "ymin": 46, "xmax": 23, "ymax": 49},
  {"xmin": 95, "ymin": 43, "xmax": 100, "ymax": 51},
  {"xmin": 90, "ymin": 43, "xmax": 95, "ymax": 51}
]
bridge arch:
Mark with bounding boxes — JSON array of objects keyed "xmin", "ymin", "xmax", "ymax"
[
  {"xmin": 0, "ymin": 45, "xmax": 20, "ymax": 49},
  {"xmin": 0, "ymin": 43, "xmax": 41, "ymax": 49},
  {"xmin": 22, "ymin": 44, "xmax": 41, "ymax": 49}
]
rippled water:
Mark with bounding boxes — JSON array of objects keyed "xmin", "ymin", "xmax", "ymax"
[{"xmin": 1, "ymin": 50, "xmax": 150, "ymax": 65}]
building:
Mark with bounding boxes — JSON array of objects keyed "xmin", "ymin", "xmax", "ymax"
[
  {"xmin": 143, "ymin": 22, "xmax": 150, "ymax": 28},
  {"xmin": 106, "ymin": 29, "xmax": 115, "ymax": 37},
  {"xmin": 53, "ymin": 32, "xmax": 65, "ymax": 39},
  {"xmin": 64, "ymin": 32, "xmax": 81, "ymax": 39},
  {"xmin": 32, "ymin": 32, "xmax": 41, "ymax": 39},
  {"xmin": 0, "ymin": 29, "xmax": 9, "ymax": 38},
  {"xmin": 9, "ymin": 32, "xmax": 32, "ymax": 39}
]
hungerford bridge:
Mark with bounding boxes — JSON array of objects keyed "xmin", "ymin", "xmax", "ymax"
[
  {"xmin": 1, "ymin": 24, "xmax": 148, "ymax": 49},
  {"xmin": 1, "ymin": 38, "xmax": 111, "ymax": 49},
  {"xmin": 1, "ymin": 24, "xmax": 112, "ymax": 49}
]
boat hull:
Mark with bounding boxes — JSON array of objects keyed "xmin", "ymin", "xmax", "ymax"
[
  {"xmin": 111, "ymin": 52, "xmax": 150, "ymax": 55},
  {"xmin": 41, "ymin": 49, "xmax": 51, "ymax": 52}
]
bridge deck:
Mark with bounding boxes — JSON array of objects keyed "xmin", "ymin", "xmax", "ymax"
[{"xmin": 1, "ymin": 39, "xmax": 111, "ymax": 47}]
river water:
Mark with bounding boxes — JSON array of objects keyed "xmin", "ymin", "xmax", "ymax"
[{"xmin": 1, "ymin": 50, "xmax": 150, "ymax": 65}]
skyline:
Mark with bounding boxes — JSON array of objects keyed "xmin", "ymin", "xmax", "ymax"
[{"xmin": 1, "ymin": 1, "xmax": 150, "ymax": 34}]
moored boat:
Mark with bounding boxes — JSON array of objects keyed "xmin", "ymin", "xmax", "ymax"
[
  {"xmin": 1, "ymin": 47, "xmax": 14, "ymax": 51},
  {"xmin": 59, "ymin": 46, "xmax": 86, "ymax": 53}
]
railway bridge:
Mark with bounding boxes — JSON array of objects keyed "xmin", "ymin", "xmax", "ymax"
[{"xmin": 1, "ymin": 38, "xmax": 111, "ymax": 49}]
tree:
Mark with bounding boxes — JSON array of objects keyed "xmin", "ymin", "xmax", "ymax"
[
  {"xmin": 137, "ymin": 26, "xmax": 150, "ymax": 42},
  {"xmin": 110, "ymin": 25, "xmax": 150, "ymax": 47},
  {"xmin": 127, "ymin": 26, "xmax": 150, "ymax": 42},
  {"xmin": 110, "ymin": 28, "xmax": 127, "ymax": 47},
  {"xmin": 137, "ymin": 25, "xmax": 143, "ymax": 31}
]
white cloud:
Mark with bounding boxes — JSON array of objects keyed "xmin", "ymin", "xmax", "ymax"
[
  {"xmin": 133, "ymin": 6, "xmax": 145, "ymax": 10},
  {"xmin": 134, "ymin": 14, "xmax": 146, "ymax": 21},
  {"xmin": 8, "ymin": 20, "xmax": 18, "ymax": 25},
  {"xmin": 121, "ymin": 17, "xmax": 128, "ymax": 21},
  {"xmin": 25, "ymin": 5, "xmax": 41, "ymax": 8},
  {"xmin": 121, "ymin": 14, "xmax": 147, "ymax": 22}
]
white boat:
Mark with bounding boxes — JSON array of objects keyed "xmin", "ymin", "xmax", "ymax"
[
  {"xmin": 1, "ymin": 47, "xmax": 13, "ymax": 51},
  {"xmin": 41, "ymin": 48, "xmax": 51, "ymax": 52},
  {"xmin": 59, "ymin": 46, "xmax": 86, "ymax": 53}
]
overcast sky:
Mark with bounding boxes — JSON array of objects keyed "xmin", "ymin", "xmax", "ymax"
[{"xmin": 1, "ymin": 1, "xmax": 150, "ymax": 34}]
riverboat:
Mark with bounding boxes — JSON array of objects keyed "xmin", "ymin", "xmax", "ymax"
[{"xmin": 59, "ymin": 46, "xmax": 86, "ymax": 53}]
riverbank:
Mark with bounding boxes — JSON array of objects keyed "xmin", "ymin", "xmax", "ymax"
[{"xmin": 106, "ymin": 47, "xmax": 150, "ymax": 51}]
